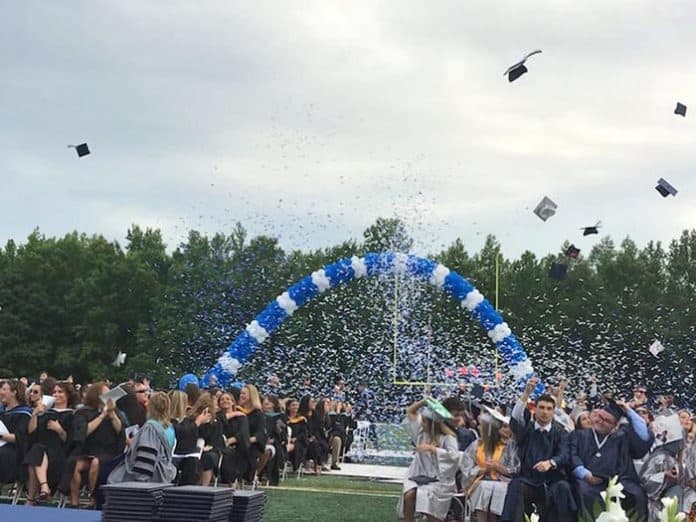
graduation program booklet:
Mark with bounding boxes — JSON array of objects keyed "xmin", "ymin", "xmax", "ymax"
[
  {"xmin": 0, "ymin": 420, "xmax": 8, "ymax": 448},
  {"xmin": 99, "ymin": 385, "xmax": 127, "ymax": 405}
]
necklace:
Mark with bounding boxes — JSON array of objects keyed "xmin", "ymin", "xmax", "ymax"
[{"xmin": 592, "ymin": 429, "xmax": 609, "ymax": 458}]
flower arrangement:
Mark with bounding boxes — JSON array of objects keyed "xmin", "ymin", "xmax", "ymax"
[{"xmin": 525, "ymin": 476, "xmax": 686, "ymax": 522}]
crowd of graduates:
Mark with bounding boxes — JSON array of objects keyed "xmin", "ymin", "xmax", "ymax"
[
  {"xmin": 401, "ymin": 377, "xmax": 696, "ymax": 522},
  {"xmin": 0, "ymin": 372, "xmax": 362, "ymax": 510}
]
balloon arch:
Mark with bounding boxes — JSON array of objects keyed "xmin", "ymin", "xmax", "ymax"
[{"xmin": 193, "ymin": 252, "xmax": 540, "ymax": 392}]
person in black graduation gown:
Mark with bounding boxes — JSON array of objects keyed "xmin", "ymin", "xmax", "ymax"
[
  {"xmin": 286, "ymin": 398, "xmax": 309, "ymax": 472},
  {"xmin": 0, "ymin": 379, "xmax": 32, "ymax": 485},
  {"xmin": 196, "ymin": 393, "xmax": 224, "ymax": 486},
  {"xmin": 238, "ymin": 384, "xmax": 267, "ymax": 482},
  {"xmin": 257, "ymin": 395, "xmax": 287, "ymax": 485},
  {"xmin": 59, "ymin": 382, "xmax": 125, "ymax": 508},
  {"xmin": 309, "ymin": 398, "xmax": 331, "ymax": 472},
  {"xmin": 501, "ymin": 377, "xmax": 577, "ymax": 522},
  {"xmin": 172, "ymin": 394, "xmax": 214, "ymax": 485},
  {"xmin": 570, "ymin": 399, "xmax": 651, "ymax": 519},
  {"xmin": 217, "ymin": 392, "xmax": 249, "ymax": 485},
  {"xmin": 24, "ymin": 381, "xmax": 76, "ymax": 502}
]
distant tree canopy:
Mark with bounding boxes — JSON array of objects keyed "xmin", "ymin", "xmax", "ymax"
[{"xmin": 0, "ymin": 220, "xmax": 694, "ymax": 406}]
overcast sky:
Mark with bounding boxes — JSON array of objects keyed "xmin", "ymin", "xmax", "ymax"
[{"xmin": 3, "ymin": 1, "xmax": 695, "ymax": 259}]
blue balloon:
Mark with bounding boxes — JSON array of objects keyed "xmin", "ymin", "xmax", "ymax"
[{"xmin": 178, "ymin": 373, "xmax": 200, "ymax": 391}]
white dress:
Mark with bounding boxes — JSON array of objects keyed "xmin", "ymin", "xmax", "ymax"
[{"xmin": 397, "ymin": 414, "xmax": 460, "ymax": 521}]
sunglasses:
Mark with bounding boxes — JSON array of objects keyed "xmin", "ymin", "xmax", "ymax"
[
  {"xmin": 136, "ymin": 389, "xmax": 151, "ymax": 394},
  {"xmin": 30, "ymin": 390, "xmax": 41, "ymax": 394}
]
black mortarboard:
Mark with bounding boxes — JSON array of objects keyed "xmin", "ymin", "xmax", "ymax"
[
  {"xmin": 506, "ymin": 63, "xmax": 527, "ymax": 82},
  {"xmin": 565, "ymin": 245, "xmax": 580, "ymax": 259},
  {"xmin": 504, "ymin": 49, "xmax": 542, "ymax": 83},
  {"xmin": 675, "ymin": 102, "xmax": 687, "ymax": 117},
  {"xmin": 603, "ymin": 400, "xmax": 623, "ymax": 422},
  {"xmin": 549, "ymin": 262, "xmax": 568, "ymax": 280},
  {"xmin": 655, "ymin": 178, "xmax": 678, "ymax": 198},
  {"xmin": 580, "ymin": 221, "xmax": 601, "ymax": 236},
  {"xmin": 69, "ymin": 143, "xmax": 90, "ymax": 157}
]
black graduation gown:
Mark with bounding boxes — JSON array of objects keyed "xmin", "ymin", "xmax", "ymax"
[
  {"xmin": 24, "ymin": 408, "xmax": 74, "ymax": 491},
  {"xmin": 570, "ymin": 428, "xmax": 648, "ymax": 518},
  {"xmin": 287, "ymin": 415, "xmax": 309, "ymax": 471},
  {"xmin": 0, "ymin": 405, "xmax": 32, "ymax": 483},
  {"xmin": 308, "ymin": 414, "xmax": 329, "ymax": 465},
  {"xmin": 263, "ymin": 412, "xmax": 287, "ymax": 485},
  {"xmin": 58, "ymin": 407, "xmax": 125, "ymax": 494},
  {"xmin": 172, "ymin": 418, "xmax": 201, "ymax": 485},
  {"xmin": 199, "ymin": 417, "xmax": 224, "ymax": 473},
  {"xmin": 218, "ymin": 412, "xmax": 249, "ymax": 484},
  {"xmin": 243, "ymin": 409, "xmax": 267, "ymax": 480},
  {"xmin": 501, "ymin": 409, "xmax": 576, "ymax": 522}
]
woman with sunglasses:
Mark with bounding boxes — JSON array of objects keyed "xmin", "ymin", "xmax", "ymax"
[{"xmin": 24, "ymin": 382, "xmax": 76, "ymax": 504}]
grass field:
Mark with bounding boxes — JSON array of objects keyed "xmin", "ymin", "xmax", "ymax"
[{"xmin": 262, "ymin": 475, "xmax": 402, "ymax": 522}]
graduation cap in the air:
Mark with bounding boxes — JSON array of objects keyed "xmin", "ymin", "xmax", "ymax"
[
  {"xmin": 68, "ymin": 143, "xmax": 90, "ymax": 157},
  {"xmin": 533, "ymin": 196, "xmax": 558, "ymax": 222},
  {"xmin": 655, "ymin": 178, "xmax": 678, "ymax": 198},
  {"xmin": 580, "ymin": 221, "xmax": 601, "ymax": 236},
  {"xmin": 674, "ymin": 102, "xmax": 687, "ymax": 117},
  {"xmin": 549, "ymin": 262, "xmax": 568, "ymax": 280},
  {"xmin": 504, "ymin": 49, "xmax": 542, "ymax": 82},
  {"xmin": 565, "ymin": 245, "xmax": 580, "ymax": 259}
]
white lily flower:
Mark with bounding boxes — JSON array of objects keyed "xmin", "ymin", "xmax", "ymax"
[
  {"xmin": 659, "ymin": 495, "xmax": 686, "ymax": 521},
  {"xmin": 596, "ymin": 501, "xmax": 629, "ymax": 522}
]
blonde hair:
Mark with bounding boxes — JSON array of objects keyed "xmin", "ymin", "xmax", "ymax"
[
  {"xmin": 242, "ymin": 384, "xmax": 263, "ymax": 412},
  {"xmin": 148, "ymin": 392, "xmax": 171, "ymax": 427},
  {"xmin": 168, "ymin": 390, "xmax": 189, "ymax": 422}
]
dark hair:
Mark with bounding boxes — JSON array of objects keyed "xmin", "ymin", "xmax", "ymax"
[
  {"xmin": 184, "ymin": 382, "xmax": 200, "ymax": 406},
  {"xmin": 314, "ymin": 396, "xmax": 330, "ymax": 428},
  {"xmin": 298, "ymin": 395, "xmax": 313, "ymax": 418},
  {"xmin": 442, "ymin": 396, "xmax": 465, "ymax": 414},
  {"xmin": 535, "ymin": 394, "xmax": 556, "ymax": 407},
  {"xmin": 265, "ymin": 395, "xmax": 281, "ymax": 413},
  {"xmin": 41, "ymin": 376, "xmax": 57, "ymax": 396},
  {"xmin": 55, "ymin": 381, "xmax": 78, "ymax": 408}
]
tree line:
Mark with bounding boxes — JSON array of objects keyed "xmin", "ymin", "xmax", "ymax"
[{"xmin": 0, "ymin": 219, "xmax": 694, "ymax": 405}]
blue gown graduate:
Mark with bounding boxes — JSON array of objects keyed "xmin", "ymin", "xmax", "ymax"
[{"xmin": 570, "ymin": 402, "xmax": 651, "ymax": 520}]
